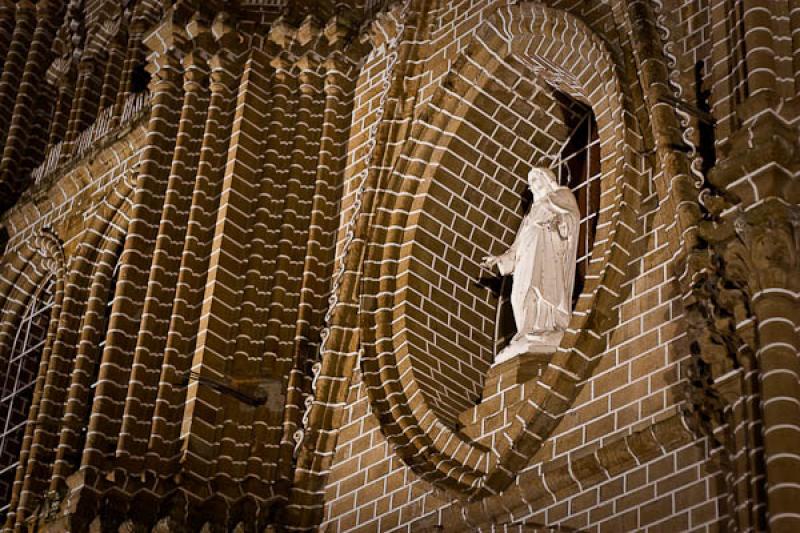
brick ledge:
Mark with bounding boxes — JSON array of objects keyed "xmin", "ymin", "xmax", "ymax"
[{"xmin": 413, "ymin": 408, "xmax": 699, "ymax": 531}]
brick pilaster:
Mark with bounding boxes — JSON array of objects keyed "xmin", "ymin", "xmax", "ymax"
[
  {"xmin": 0, "ymin": 1, "xmax": 16, "ymax": 71},
  {"xmin": 177, "ymin": 37, "xmax": 242, "ymax": 484},
  {"xmin": 81, "ymin": 38, "xmax": 183, "ymax": 474},
  {"xmin": 45, "ymin": 78, "xmax": 75, "ymax": 151},
  {"xmin": 236, "ymin": 57, "xmax": 295, "ymax": 485},
  {"xmin": 0, "ymin": 0, "xmax": 62, "ymax": 209},
  {"xmin": 111, "ymin": 29, "xmax": 145, "ymax": 126},
  {"xmin": 98, "ymin": 34, "xmax": 126, "ymax": 110},
  {"xmin": 278, "ymin": 52, "xmax": 355, "ymax": 484},
  {"xmin": 122, "ymin": 42, "xmax": 213, "ymax": 475},
  {"xmin": 0, "ymin": 1, "xmax": 34, "ymax": 152},
  {"xmin": 59, "ymin": 56, "xmax": 103, "ymax": 163}
]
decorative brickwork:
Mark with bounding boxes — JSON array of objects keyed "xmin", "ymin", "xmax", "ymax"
[
  {"xmin": 0, "ymin": 230, "xmax": 64, "ymax": 517},
  {"xmin": 0, "ymin": 0, "xmax": 796, "ymax": 531}
]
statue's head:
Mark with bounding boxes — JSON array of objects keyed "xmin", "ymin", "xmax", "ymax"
[{"xmin": 527, "ymin": 167, "xmax": 559, "ymax": 198}]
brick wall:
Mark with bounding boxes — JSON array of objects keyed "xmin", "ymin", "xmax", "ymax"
[
  {"xmin": 323, "ymin": 164, "xmax": 728, "ymax": 530},
  {"xmin": 1, "ymin": 120, "xmax": 146, "ymax": 258},
  {"xmin": 322, "ymin": 0, "xmax": 733, "ymax": 530},
  {"xmin": 323, "ymin": 376, "xmax": 728, "ymax": 532},
  {"xmin": 0, "ymin": 0, "xmax": 795, "ymax": 530}
]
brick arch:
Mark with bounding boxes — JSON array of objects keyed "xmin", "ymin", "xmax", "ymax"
[
  {"xmin": 5, "ymin": 178, "xmax": 135, "ymax": 529},
  {"xmin": 0, "ymin": 230, "xmax": 65, "ymax": 357},
  {"xmin": 0, "ymin": 230, "xmax": 65, "ymax": 379},
  {"xmin": 357, "ymin": 3, "xmax": 646, "ymax": 497}
]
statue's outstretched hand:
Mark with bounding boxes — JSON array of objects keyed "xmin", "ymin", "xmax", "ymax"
[{"xmin": 480, "ymin": 255, "xmax": 499, "ymax": 271}]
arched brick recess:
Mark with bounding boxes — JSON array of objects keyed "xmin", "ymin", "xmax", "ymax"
[
  {"xmin": 3, "ymin": 178, "xmax": 134, "ymax": 530},
  {"xmin": 0, "ymin": 233, "xmax": 62, "ymax": 359},
  {"xmin": 0, "ymin": 230, "xmax": 65, "ymax": 390},
  {"xmin": 356, "ymin": 3, "xmax": 647, "ymax": 497},
  {"xmin": 0, "ymin": 229, "xmax": 65, "ymax": 524},
  {"xmin": 360, "ymin": 54, "xmax": 588, "ymax": 427}
]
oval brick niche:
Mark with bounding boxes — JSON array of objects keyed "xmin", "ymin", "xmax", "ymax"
[{"xmin": 359, "ymin": 3, "xmax": 647, "ymax": 497}]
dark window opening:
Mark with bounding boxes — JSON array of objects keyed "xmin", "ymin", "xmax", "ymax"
[
  {"xmin": 130, "ymin": 63, "xmax": 151, "ymax": 94},
  {"xmin": 558, "ymin": 111, "xmax": 602, "ymax": 307},
  {"xmin": 695, "ymin": 61, "xmax": 716, "ymax": 178},
  {"xmin": 0, "ymin": 227, "xmax": 8, "ymax": 260}
]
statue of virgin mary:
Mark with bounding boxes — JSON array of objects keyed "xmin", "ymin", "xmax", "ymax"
[{"xmin": 481, "ymin": 167, "xmax": 580, "ymax": 364}]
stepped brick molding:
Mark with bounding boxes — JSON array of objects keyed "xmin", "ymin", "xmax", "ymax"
[{"xmin": 0, "ymin": 0, "xmax": 796, "ymax": 531}]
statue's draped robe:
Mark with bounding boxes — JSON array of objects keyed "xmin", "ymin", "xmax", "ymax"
[{"xmin": 495, "ymin": 187, "xmax": 580, "ymax": 342}]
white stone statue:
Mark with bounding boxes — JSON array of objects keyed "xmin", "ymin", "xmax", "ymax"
[{"xmin": 481, "ymin": 167, "xmax": 581, "ymax": 364}]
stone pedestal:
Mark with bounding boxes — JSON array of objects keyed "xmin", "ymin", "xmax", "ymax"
[
  {"xmin": 484, "ymin": 350, "xmax": 553, "ymax": 397},
  {"xmin": 494, "ymin": 331, "xmax": 563, "ymax": 364},
  {"xmin": 457, "ymin": 350, "xmax": 554, "ymax": 445}
]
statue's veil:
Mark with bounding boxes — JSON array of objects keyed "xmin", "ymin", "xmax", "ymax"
[{"xmin": 529, "ymin": 167, "xmax": 574, "ymax": 214}]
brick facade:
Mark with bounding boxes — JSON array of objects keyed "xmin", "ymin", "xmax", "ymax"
[{"xmin": 0, "ymin": 0, "xmax": 797, "ymax": 531}]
